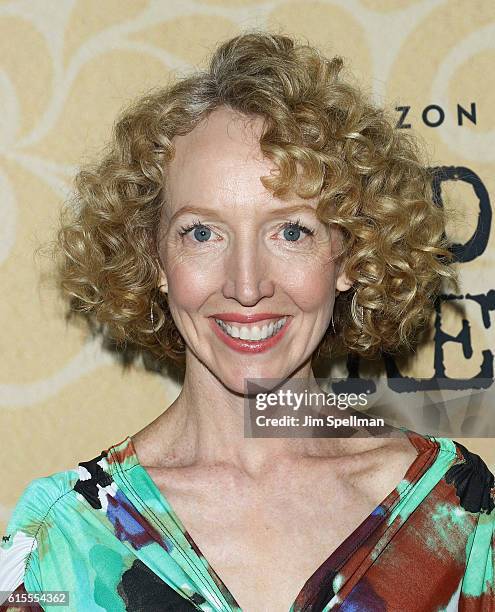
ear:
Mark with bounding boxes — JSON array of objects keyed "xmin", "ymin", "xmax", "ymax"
[
  {"xmin": 157, "ymin": 264, "xmax": 168, "ymax": 295},
  {"xmin": 335, "ymin": 268, "xmax": 353, "ymax": 294},
  {"xmin": 330, "ymin": 228, "xmax": 353, "ymax": 295}
]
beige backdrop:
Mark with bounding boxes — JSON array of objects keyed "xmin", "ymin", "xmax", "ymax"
[{"xmin": 1, "ymin": 0, "xmax": 494, "ymax": 533}]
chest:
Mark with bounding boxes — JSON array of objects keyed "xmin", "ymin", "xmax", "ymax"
[
  {"xmin": 191, "ymin": 505, "xmax": 368, "ymax": 611},
  {"xmin": 149, "ymin": 466, "xmax": 393, "ymax": 612}
]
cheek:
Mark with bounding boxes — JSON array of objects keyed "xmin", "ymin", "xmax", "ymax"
[
  {"xmin": 167, "ymin": 263, "xmax": 216, "ymax": 309},
  {"xmin": 280, "ymin": 261, "xmax": 336, "ymax": 312}
]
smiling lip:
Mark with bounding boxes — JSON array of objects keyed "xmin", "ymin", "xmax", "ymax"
[
  {"xmin": 208, "ymin": 315, "xmax": 292, "ymax": 353},
  {"xmin": 210, "ymin": 312, "xmax": 288, "ymax": 324}
]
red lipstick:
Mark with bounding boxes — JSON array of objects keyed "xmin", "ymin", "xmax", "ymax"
[
  {"xmin": 210, "ymin": 312, "xmax": 288, "ymax": 324},
  {"xmin": 208, "ymin": 315, "xmax": 292, "ymax": 353}
]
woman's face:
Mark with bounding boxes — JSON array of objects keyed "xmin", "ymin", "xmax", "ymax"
[{"xmin": 157, "ymin": 106, "xmax": 351, "ymax": 392}]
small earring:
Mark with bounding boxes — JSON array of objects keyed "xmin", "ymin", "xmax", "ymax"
[
  {"xmin": 331, "ymin": 313, "xmax": 336, "ymax": 334},
  {"xmin": 149, "ymin": 285, "xmax": 167, "ymax": 333},
  {"xmin": 351, "ymin": 291, "xmax": 364, "ymax": 327}
]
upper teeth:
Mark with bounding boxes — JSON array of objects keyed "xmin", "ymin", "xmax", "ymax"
[{"xmin": 215, "ymin": 317, "xmax": 288, "ymax": 341}]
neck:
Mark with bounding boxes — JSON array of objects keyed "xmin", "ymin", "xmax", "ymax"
[{"xmin": 138, "ymin": 350, "xmax": 386, "ymax": 477}]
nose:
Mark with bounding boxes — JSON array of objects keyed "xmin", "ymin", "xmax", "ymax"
[{"xmin": 221, "ymin": 234, "xmax": 275, "ymax": 306}]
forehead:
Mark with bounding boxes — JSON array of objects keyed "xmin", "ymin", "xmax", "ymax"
[
  {"xmin": 170, "ymin": 106, "xmax": 264, "ymax": 161},
  {"xmin": 163, "ymin": 106, "xmax": 318, "ymax": 214}
]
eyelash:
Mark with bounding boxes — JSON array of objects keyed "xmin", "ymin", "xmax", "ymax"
[
  {"xmin": 178, "ymin": 217, "xmax": 205, "ymax": 237},
  {"xmin": 178, "ymin": 217, "xmax": 315, "ymax": 240}
]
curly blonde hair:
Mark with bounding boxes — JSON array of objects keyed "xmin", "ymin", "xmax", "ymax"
[{"xmin": 45, "ymin": 30, "xmax": 458, "ymax": 367}]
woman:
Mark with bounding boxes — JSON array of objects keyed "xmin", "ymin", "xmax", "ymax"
[{"xmin": 1, "ymin": 32, "xmax": 494, "ymax": 612}]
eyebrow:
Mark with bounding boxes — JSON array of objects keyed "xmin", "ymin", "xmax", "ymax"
[{"xmin": 168, "ymin": 204, "xmax": 318, "ymax": 223}]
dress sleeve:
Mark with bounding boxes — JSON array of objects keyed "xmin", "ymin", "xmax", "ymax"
[
  {"xmin": 0, "ymin": 478, "xmax": 53, "ymax": 611},
  {"xmin": 449, "ymin": 443, "xmax": 495, "ymax": 610},
  {"xmin": 457, "ymin": 510, "xmax": 495, "ymax": 611}
]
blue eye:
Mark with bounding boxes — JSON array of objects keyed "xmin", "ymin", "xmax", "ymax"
[
  {"xmin": 281, "ymin": 220, "xmax": 315, "ymax": 242},
  {"xmin": 283, "ymin": 225, "xmax": 301, "ymax": 241},
  {"xmin": 179, "ymin": 221, "xmax": 212, "ymax": 242},
  {"xmin": 193, "ymin": 226, "xmax": 211, "ymax": 242}
]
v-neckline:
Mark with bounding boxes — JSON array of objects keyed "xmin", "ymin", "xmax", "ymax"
[{"xmin": 108, "ymin": 427, "xmax": 438, "ymax": 611}]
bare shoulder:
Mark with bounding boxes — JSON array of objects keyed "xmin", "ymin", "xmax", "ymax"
[
  {"xmin": 336, "ymin": 432, "xmax": 420, "ymax": 507},
  {"xmin": 360, "ymin": 431, "xmax": 420, "ymax": 475},
  {"xmin": 131, "ymin": 416, "xmax": 196, "ymax": 470}
]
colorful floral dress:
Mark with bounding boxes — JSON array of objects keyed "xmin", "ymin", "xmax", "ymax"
[{"xmin": 1, "ymin": 429, "xmax": 494, "ymax": 611}]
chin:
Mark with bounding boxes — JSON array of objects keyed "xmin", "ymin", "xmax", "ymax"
[{"xmin": 217, "ymin": 363, "xmax": 292, "ymax": 395}]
